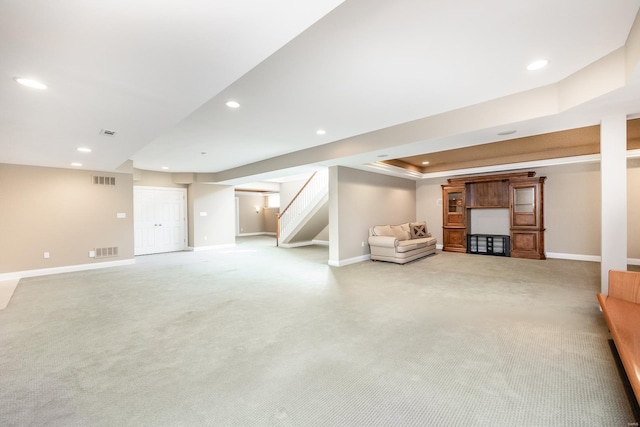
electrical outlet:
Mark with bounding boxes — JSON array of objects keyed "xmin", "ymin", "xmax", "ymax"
[
  {"xmin": 204, "ymin": 236, "xmax": 207, "ymax": 241},
  {"xmin": 43, "ymin": 252, "xmax": 50, "ymax": 259},
  {"xmin": 89, "ymin": 250, "xmax": 96, "ymax": 258},
  {"xmin": 361, "ymin": 241, "xmax": 365, "ymax": 247}
]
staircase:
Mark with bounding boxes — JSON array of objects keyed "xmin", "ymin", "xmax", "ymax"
[{"xmin": 277, "ymin": 170, "xmax": 329, "ymax": 247}]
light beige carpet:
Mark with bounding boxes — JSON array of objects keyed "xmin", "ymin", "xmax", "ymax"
[
  {"xmin": 0, "ymin": 237, "xmax": 637, "ymax": 426},
  {"xmin": 0, "ymin": 279, "xmax": 19, "ymax": 310}
]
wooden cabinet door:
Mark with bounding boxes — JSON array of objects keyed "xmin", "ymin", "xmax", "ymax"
[
  {"xmin": 443, "ymin": 186, "xmax": 465, "ymax": 226},
  {"xmin": 509, "ymin": 179, "xmax": 545, "ymax": 259},
  {"xmin": 511, "ymin": 183, "xmax": 538, "ymax": 227},
  {"xmin": 443, "ymin": 228, "xmax": 467, "ymax": 252},
  {"xmin": 442, "ymin": 185, "xmax": 467, "ymax": 252},
  {"xmin": 511, "ymin": 231, "xmax": 545, "ymax": 259}
]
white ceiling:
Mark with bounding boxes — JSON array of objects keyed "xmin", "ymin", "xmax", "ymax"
[{"xmin": 2, "ymin": 0, "xmax": 640, "ymax": 183}]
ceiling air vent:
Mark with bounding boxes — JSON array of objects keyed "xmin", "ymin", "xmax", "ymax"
[{"xmin": 99, "ymin": 128, "xmax": 117, "ymax": 136}]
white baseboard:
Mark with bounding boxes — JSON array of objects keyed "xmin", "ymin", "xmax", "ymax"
[
  {"xmin": 0, "ymin": 279, "xmax": 20, "ymax": 310},
  {"xmin": 328, "ymin": 254, "xmax": 371, "ymax": 267},
  {"xmin": 311, "ymin": 239, "xmax": 329, "ymax": 246},
  {"xmin": 436, "ymin": 243, "xmax": 444, "ymax": 250},
  {"xmin": 545, "ymin": 253, "xmax": 640, "ymax": 266},
  {"xmin": 0, "ymin": 259, "xmax": 136, "ymax": 281},
  {"xmin": 546, "ymin": 252, "xmax": 601, "ymax": 262},
  {"xmin": 237, "ymin": 232, "xmax": 276, "ymax": 237}
]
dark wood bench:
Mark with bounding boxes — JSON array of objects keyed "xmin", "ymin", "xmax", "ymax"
[{"xmin": 597, "ymin": 270, "xmax": 640, "ymax": 405}]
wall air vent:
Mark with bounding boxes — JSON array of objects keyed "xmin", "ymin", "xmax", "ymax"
[
  {"xmin": 95, "ymin": 247, "xmax": 118, "ymax": 258},
  {"xmin": 92, "ymin": 175, "xmax": 116, "ymax": 186},
  {"xmin": 99, "ymin": 128, "xmax": 117, "ymax": 136}
]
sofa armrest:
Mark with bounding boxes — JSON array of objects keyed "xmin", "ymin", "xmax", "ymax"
[{"xmin": 368, "ymin": 235, "xmax": 398, "ymax": 248}]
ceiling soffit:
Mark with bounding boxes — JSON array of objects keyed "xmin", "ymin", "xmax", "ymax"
[{"xmin": 383, "ymin": 118, "xmax": 640, "ymax": 174}]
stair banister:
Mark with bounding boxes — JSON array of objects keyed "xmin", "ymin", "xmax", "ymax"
[{"xmin": 276, "ymin": 171, "xmax": 318, "ymax": 246}]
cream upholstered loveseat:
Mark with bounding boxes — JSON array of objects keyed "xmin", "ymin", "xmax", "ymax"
[{"xmin": 368, "ymin": 221, "xmax": 437, "ymax": 264}]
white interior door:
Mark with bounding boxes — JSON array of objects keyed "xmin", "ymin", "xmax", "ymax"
[{"xmin": 134, "ymin": 187, "xmax": 187, "ymax": 255}]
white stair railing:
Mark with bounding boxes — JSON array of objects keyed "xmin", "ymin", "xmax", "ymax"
[{"xmin": 277, "ymin": 170, "xmax": 328, "ymax": 246}]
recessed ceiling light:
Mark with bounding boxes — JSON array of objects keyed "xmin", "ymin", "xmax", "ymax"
[
  {"xmin": 14, "ymin": 77, "xmax": 47, "ymax": 90},
  {"xmin": 77, "ymin": 147, "xmax": 92, "ymax": 153},
  {"xmin": 527, "ymin": 59, "xmax": 548, "ymax": 71},
  {"xmin": 161, "ymin": 166, "xmax": 169, "ymax": 170},
  {"xmin": 422, "ymin": 161, "xmax": 430, "ymax": 165},
  {"xmin": 316, "ymin": 129, "xmax": 326, "ymax": 135},
  {"xmin": 497, "ymin": 130, "xmax": 517, "ymax": 136},
  {"xmin": 226, "ymin": 101, "xmax": 240, "ymax": 108},
  {"xmin": 70, "ymin": 162, "xmax": 82, "ymax": 167}
]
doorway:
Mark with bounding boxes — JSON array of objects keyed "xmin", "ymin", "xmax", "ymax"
[{"xmin": 134, "ymin": 186, "xmax": 187, "ymax": 255}]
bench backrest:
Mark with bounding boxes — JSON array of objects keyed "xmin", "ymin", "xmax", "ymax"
[{"xmin": 608, "ymin": 270, "xmax": 640, "ymax": 303}]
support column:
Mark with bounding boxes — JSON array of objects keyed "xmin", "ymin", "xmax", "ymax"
[
  {"xmin": 600, "ymin": 115, "xmax": 627, "ymax": 294},
  {"xmin": 328, "ymin": 166, "xmax": 340, "ymax": 266}
]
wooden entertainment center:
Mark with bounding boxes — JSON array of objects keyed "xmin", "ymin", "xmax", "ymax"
[{"xmin": 441, "ymin": 171, "xmax": 546, "ymax": 260}]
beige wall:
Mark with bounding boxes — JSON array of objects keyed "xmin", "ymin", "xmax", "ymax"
[
  {"xmin": 236, "ymin": 194, "xmax": 267, "ymax": 234},
  {"xmin": 539, "ymin": 163, "xmax": 601, "ymax": 257},
  {"xmin": 188, "ymin": 183, "xmax": 235, "ymax": 248},
  {"xmin": 416, "ymin": 177, "xmax": 447, "ymax": 244},
  {"xmin": 264, "ymin": 208, "xmax": 278, "ymax": 233},
  {"xmin": 279, "ymin": 177, "xmax": 311, "ymax": 211},
  {"xmin": 236, "ymin": 193, "xmax": 278, "ymax": 235},
  {"xmin": 133, "ymin": 169, "xmax": 187, "ymax": 188},
  {"xmin": 416, "ymin": 161, "xmax": 640, "ymax": 260},
  {"xmin": 0, "ymin": 163, "xmax": 134, "ymax": 274},
  {"xmin": 329, "ymin": 166, "xmax": 416, "ymax": 264}
]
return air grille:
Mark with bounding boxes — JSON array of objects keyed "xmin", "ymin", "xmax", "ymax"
[
  {"xmin": 99, "ymin": 128, "xmax": 117, "ymax": 136},
  {"xmin": 95, "ymin": 247, "xmax": 118, "ymax": 258},
  {"xmin": 92, "ymin": 175, "xmax": 116, "ymax": 186}
]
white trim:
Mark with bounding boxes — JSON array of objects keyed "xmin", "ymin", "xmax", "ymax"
[
  {"xmin": 436, "ymin": 243, "xmax": 444, "ymax": 250},
  {"xmin": 421, "ymin": 154, "xmax": 602, "ymax": 180},
  {"xmin": 238, "ymin": 232, "xmax": 276, "ymax": 237},
  {"xmin": 628, "ymin": 149, "xmax": 640, "ymax": 159},
  {"xmin": 0, "ymin": 259, "xmax": 136, "ymax": 281},
  {"xmin": 0, "ymin": 279, "xmax": 20, "ymax": 310},
  {"xmin": 311, "ymin": 239, "xmax": 330, "ymax": 246},
  {"xmin": 546, "ymin": 254, "xmax": 640, "ymax": 265},
  {"xmin": 328, "ymin": 254, "xmax": 371, "ymax": 267},
  {"xmin": 546, "ymin": 252, "xmax": 601, "ymax": 262},
  {"xmin": 190, "ymin": 244, "xmax": 237, "ymax": 252}
]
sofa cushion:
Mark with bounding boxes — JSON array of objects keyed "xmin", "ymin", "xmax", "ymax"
[
  {"xmin": 397, "ymin": 237, "xmax": 437, "ymax": 253},
  {"xmin": 390, "ymin": 225, "xmax": 410, "ymax": 241},
  {"xmin": 411, "ymin": 222, "xmax": 428, "ymax": 238},
  {"xmin": 372, "ymin": 225, "xmax": 394, "ymax": 237}
]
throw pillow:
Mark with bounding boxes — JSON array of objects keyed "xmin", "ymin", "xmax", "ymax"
[{"xmin": 411, "ymin": 222, "xmax": 428, "ymax": 238}]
